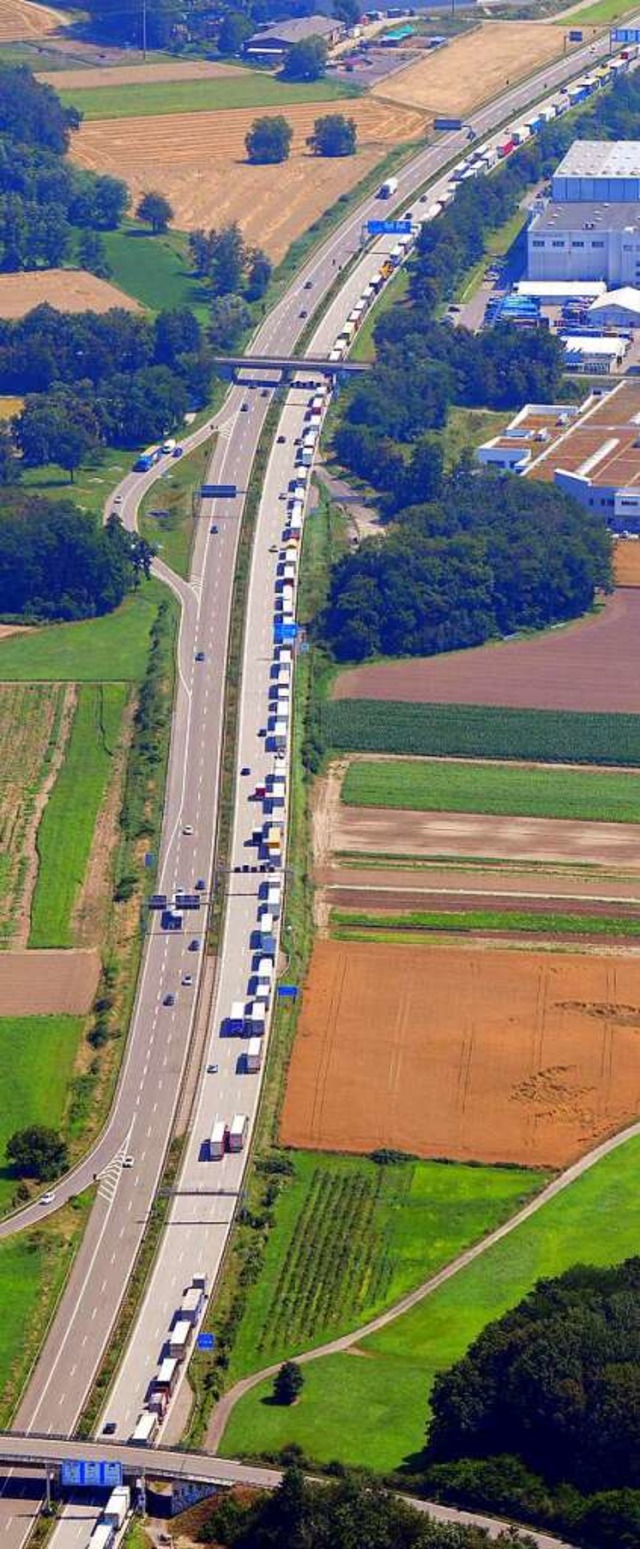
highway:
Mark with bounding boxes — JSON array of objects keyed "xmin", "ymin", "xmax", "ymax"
[{"xmin": 0, "ymin": 26, "xmax": 633, "ymax": 1549}]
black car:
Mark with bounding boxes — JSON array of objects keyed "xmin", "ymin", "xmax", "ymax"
[
  {"xmin": 210, "ymin": 524, "xmax": 218, "ymax": 534},
  {"xmin": 196, "ymin": 650, "xmax": 205, "ymax": 662},
  {"xmin": 277, "ymin": 435, "xmax": 286, "ymax": 444},
  {"xmin": 102, "ymin": 1422, "xmax": 116, "ymax": 1436},
  {"xmin": 163, "ymin": 993, "xmax": 176, "ymax": 1007},
  {"xmin": 241, "ymin": 765, "xmax": 251, "ymax": 775},
  {"xmin": 241, "ymin": 402, "xmax": 249, "ymax": 412}
]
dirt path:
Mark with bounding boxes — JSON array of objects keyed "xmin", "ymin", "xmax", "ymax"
[{"xmin": 206, "ymin": 1110, "xmax": 640, "ymax": 1451}]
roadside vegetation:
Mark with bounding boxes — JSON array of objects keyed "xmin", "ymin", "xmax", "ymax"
[
  {"xmin": 323, "ymin": 701, "xmax": 640, "ymax": 766},
  {"xmin": 341, "ymin": 757, "xmax": 640, "ymax": 824},
  {"xmin": 29, "ymin": 685, "xmax": 127, "ymax": 947},
  {"xmin": 221, "ymin": 1134, "xmax": 640, "ymax": 1473},
  {"xmin": 0, "ymin": 580, "xmax": 167, "ymax": 682},
  {"xmin": 0, "ymin": 1190, "xmax": 93, "ymax": 1425},
  {"xmin": 139, "ymin": 432, "xmax": 216, "ymax": 578},
  {"xmin": 0, "ymin": 684, "xmax": 67, "ymax": 946}
]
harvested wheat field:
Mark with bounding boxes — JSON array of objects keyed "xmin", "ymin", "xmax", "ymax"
[
  {"xmin": 0, "ymin": 0, "xmax": 67, "ymax": 41},
  {"xmin": 373, "ymin": 21, "xmax": 587, "ymax": 117},
  {"xmin": 334, "ymin": 591, "xmax": 640, "ymax": 713},
  {"xmin": 281, "ymin": 939, "xmax": 640, "ymax": 1167},
  {"xmin": 72, "ymin": 99, "xmax": 427, "ymax": 259},
  {"xmin": 0, "ymin": 269, "xmax": 140, "ymax": 320},
  {"xmin": 615, "ymin": 540, "xmax": 640, "ymax": 588},
  {"xmin": 0, "ymin": 948, "xmax": 100, "ymax": 1016},
  {"xmin": 37, "ymin": 59, "xmax": 250, "ymax": 89},
  {"xmin": 332, "ymin": 807, "xmax": 640, "ymax": 867}
]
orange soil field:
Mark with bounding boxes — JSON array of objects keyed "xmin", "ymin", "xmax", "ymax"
[
  {"xmin": 281, "ymin": 939, "xmax": 640, "ymax": 1167},
  {"xmin": 372, "ymin": 21, "xmax": 589, "ymax": 117},
  {"xmin": 0, "ymin": 0, "xmax": 67, "ymax": 40},
  {"xmin": 71, "ymin": 99, "xmax": 427, "ymax": 260},
  {"xmin": 0, "ymin": 270, "xmax": 140, "ymax": 320},
  {"xmin": 615, "ymin": 539, "xmax": 640, "ymax": 587},
  {"xmin": 37, "ymin": 60, "xmax": 250, "ymax": 88},
  {"xmin": 0, "ymin": 949, "xmax": 100, "ymax": 1016}
]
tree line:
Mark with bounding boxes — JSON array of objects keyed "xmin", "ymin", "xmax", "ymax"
[
  {"xmin": 0, "ymin": 64, "xmax": 129, "ymax": 274},
  {"xmin": 420, "ymin": 1258, "xmax": 640, "ymax": 1549},
  {"xmin": 196, "ymin": 1466, "xmax": 538, "ymax": 1548},
  {"xmin": 321, "ymin": 471, "xmax": 611, "ymax": 662}
]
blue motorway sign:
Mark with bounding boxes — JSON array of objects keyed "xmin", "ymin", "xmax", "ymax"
[
  {"xmin": 367, "ymin": 219, "xmax": 413, "ymax": 236},
  {"xmin": 197, "ymin": 1331, "xmax": 215, "ymax": 1350},
  {"xmin": 612, "ymin": 26, "xmax": 640, "ymax": 40},
  {"xmin": 278, "ymin": 984, "xmax": 298, "ymax": 1000},
  {"xmin": 60, "ymin": 1461, "xmax": 123, "ymax": 1489}
]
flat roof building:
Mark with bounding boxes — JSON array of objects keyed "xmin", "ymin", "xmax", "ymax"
[
  {"xmin": 528, "ymin": 201, "xmax": 640, "ymax": 287},
  {"xmin": 476, "ymin": 381, "xmax": 640, "ymax": 532},
  {"xmin": 552, "ymin": 140, "xmax": 640, "ymax": 202}
]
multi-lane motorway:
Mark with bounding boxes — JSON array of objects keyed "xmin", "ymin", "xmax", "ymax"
[{"xmin": 0, "ymin": 26, "xmax": 632, "ymax": 1549}]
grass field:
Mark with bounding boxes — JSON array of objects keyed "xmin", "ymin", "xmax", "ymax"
[
  {"xmin": 560, "ymin": 0, "xmax": 638, "ymax": 21},
  {"xmin": 332, "ymin": 908, "xmax": 640, "ymax": 940},
  {"xmin": 0, "ymin": 684, "xmax": 67, "ymax": 946},
  {"xmin": 139, "ymin": 433, "xmax": 216, "ymax": 578},
  {"xmin": 0, "ymin": 1014, "xmax": 82, "ymax": 1212},
  {"xmin": 341, "ymin": 757, "xmax": 640, "ymax": 823},
  {"xmin": 0, "ymin": 580, "xmax": 166, "ymax": 683},
  {"xmin": 59, "ymin": 74, "xmax": 357, "ymax": 120},
  {"xmin": 323, "ymin": 700, "xmax": 640, "ymax": 766},
  {"xmin": 222, "ymin": 1134, "xmax": 640, "ymax": 1472},
  {"xmin": 351, "ymin": 266, "xmax": 409, "ymax": 364},
  {"xmin": 29, "ymin": 685, "xmax": 126, "ymax": 948},
  {"xmin": 23, "ymin": 446, "xmax": 132, "ymax": 523},
  {"xmin": 102, "ymin": 227, "xmax": 210, "ymax": 316},
  {"xmin": 227, "ymin": 1153, "xmax": 542, "ymax": 1382},
  {"xmin": 442, "ymin": 408, "xmax": 510, "ymax": 471}
]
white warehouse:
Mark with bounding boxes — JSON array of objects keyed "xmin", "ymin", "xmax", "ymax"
[
  {"xmin": 551, "ymin": 140, "xmax": 640, "ymax": 202},
  {"xmin": 528, "ymin": 141, "xmax": 640, "ymax": 287}
]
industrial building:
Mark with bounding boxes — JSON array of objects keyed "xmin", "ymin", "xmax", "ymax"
[
  {"xmin": 245, "ymin": 15, "xmax": 342, "ymax": 57},
  {"xmin": 588, "ymin": 285, "xmax": 640, "ymax": 326},
  {"xmin": 527, "ymin": 141, "xmax": 640, "ymax": 287},
  {"xmin": 476, "ymin": 380, "xmax": 640, "ymax": 532}
]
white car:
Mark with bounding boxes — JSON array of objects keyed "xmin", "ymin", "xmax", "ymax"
[
  {"xmin": 113, "ymin": 494, "xmax": 123, "ymax": 505},
  {"xmin": 182, "ymin": 973, "xmax": 194, "ymax": 986},
  {"xmin": 40, "ymin": 1191, "xmax": 56, "ymax": 1205},
  {"xmin": 183, "ymin": 824, "xmax": 194, "ymax": 835},
  {"xmin": 122, "ymin": 1156, "xmax": 134, "ymax": 1169}
]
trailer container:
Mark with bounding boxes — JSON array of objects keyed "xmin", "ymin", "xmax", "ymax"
[
  {"xmin": 169, "ymin": 1318, "xmax": 193, "ymax": 1360},
  {"xmin": 434, "ymin": 115, "xmax": 463, "ymax": 130},
  {"xmin": 228, "ymin": 1113, "xmax": 249, "ymax": 1152},
  {"xmin": 246, "ymin": 1038, "xmax": 262, "ymax": 1074},
  {"xmin": 209, "ymin": 1119, "xmax": 227, "ymax": 1160},
  {"xmin": 497, "ymin": 137, "xmax": 515, "ymax": 158},
  {"xmin": 192, "ymin": 1271, "xmax": 209, "ymax": 1292},
  {"xmin": 103, "ymin": 1489, "xmax": 130, "ymax": 1530},
  {"xmin": 90, "ymin": 1524, "xmax": 113, "ymax": 1549},
  {"xmin": 156, "ymin": 1356, "xmax": 180, "ymax": 1392},
  {"xmin": 131, "ymin": 1410, "xmax": 158, "ymax": 1444},
  {"xmin": 273, "ymin": 721, "xmax": 287, "ymax": 751},
  {"xmin": 246, "ymin": 1000, "xmax": 267, "ymax": 1034},
  {"xmin": 378, "ymin": 176, "xmax": 398, "ymax": 198},
  {"xmin": 266, "ymin": 884, "xmax": 282, "ymax": 918},
  {"xmin": 181, "ymin": 1285, "xmax": 205, "ymax": 1323}
]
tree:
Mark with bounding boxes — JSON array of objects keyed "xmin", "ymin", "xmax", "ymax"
[
  {"xmin": 6, "ymin": 1125, "xmax": 68, "ymax": 1181},
  {"xmin": 136, "ymin": 191, "xmax": 173, "ymax": 234},
  {"xmin": 245, "ymin": 115, "xmax": 292, "ymax": 165},
  {"xmin": 77, "ymin": 229, "xmax": 112, "ymax": 278},
  {"xmin": 334, "ymin": 0, "xmax": 361, "ymax": 23},
  {"xmin": 282, "ymin": 35, "xmax": 328, "ymax": 81},
  {"xmin": 311, "ymin": 113, "xmax": 357, "ymax": 157},
  {"xmin": 217, "ymin": 10, "xmax": 252, "ymax": 54},
  {"xmin": 245, "ymin": 251, "xmax": 272, "ymax": 302},
  {"xmin": 0, "ymin": 424, "xmax": 19, "ymax": 485},
  {"xmin": 208, "ymin": 294, "xmax": 252, "ymax": 350},
  {"xmin": 273, "ymin": 1361, "xmax": 305, "ymax": 1405}
]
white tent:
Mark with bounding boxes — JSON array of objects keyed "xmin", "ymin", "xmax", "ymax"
[{"xmin": 588, "ymin": 287, "xmax": 640, "ymax": 327}]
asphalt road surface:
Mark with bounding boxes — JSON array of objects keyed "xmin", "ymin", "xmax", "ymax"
[{"xmin": 0, "ymin": 30, "xmax": 633, "ymax": 1549}]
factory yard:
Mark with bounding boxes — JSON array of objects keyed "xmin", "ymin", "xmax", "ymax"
[
  {"xmin": 333, "ymin": 589, "xmax": 640, "ymax": 712},
  {"xmin": 372, "ymin": 22, "xmax": 583, "ymax": 117},
  {"xmin": 0, "ymin": 0, "xmax": 67, "ymax": 40},
  {"xmin": 0, "ymin": 950, "xmax": 100, "ymax": 1016},
  {"xmin": 280, "ymin": 938, "xmax": 640, "ymax": 1168},
  {"xmin": 0, "ymin": 269, "xmax": 140, "ymax": 320},
  {"xmin": 71, "ymin": 99, "xmax": 427, "ymax": 259}
]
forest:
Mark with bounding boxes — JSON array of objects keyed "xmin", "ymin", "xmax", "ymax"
[
  {"xmin": 0, "ymin": 65, "xmax": 129, "ymax": 273},
  {"xmin": 0, "ymin": 499, "xmax": 150, "ymax": 620},
  {"xmin": 321, "ymin": 471, "xmax": 611, "ymax": 662},
  {"xmin": 423, "ymin": 1259, "xmax": 640, "ymax": 1549}
]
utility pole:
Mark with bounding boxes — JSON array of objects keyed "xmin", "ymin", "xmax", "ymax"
[{"xmin": 142, "ymin": 0, "xmax": 147, "ymax": 60}]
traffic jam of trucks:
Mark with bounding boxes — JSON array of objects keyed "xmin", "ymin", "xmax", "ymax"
[{"xmin": 129, "ymin": 48, "xmax": 640, "ymax": 1442}]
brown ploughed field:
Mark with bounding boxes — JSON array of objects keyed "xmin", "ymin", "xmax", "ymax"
[
  {"xmin": 372, "ymin": 22, "xmax": 585, "ymax": 116},
  {"xmin": 333, "ymin": 591, "xmax": 640, "ymax": 712},
  {"xmin": 333, "ymin": 807, "xmax": 640, "ymax": 868},
  {"xmin": 0, "ymin": 949, "xmax": 100, "ymax": 1016},
  {"xmin": 0, "ymin": 270, "xmax": 140, "ymax": 320},
  {"xmin": 0, "ymin": 0, "xmax": 67, "ymax": 40},
  {"xmin": 71, "ymin": 99, "xmax": 426, "ymax": 260},
  {"xmin": 280, "ymin": 939, "xmax": 640, "ymax": 1167}
]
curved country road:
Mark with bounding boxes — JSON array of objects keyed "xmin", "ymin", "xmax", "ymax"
[{"xmin": 207, "ymin": 1113, "xmax": 640, "ymax": 1447}]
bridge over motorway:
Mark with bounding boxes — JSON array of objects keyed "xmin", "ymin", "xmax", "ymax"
[
  {"xmin": 0, "ymin": 1433, "xmax": 279, "ymax": 1490},
  {"xmin": 212, "ymin": 354, "xmax": 370, "ymax": 377}
]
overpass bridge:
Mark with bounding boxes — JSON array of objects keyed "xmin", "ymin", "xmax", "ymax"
[
  {"xmin": 213, "ymin": 354, "xmax": 370, "ymax": 379},
  {"xmin": 0, "ymin": 1432, "xmax": 280, "ymax": 1490}
]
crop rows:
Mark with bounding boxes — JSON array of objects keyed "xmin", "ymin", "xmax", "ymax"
[
  {"xmin": 332, "ymin": 909, "xmax": 640, "ymax": 939},
  {"xmin": 323, "ymin": 700, "xmax": 640, "ymax": 766},
  {"xmin": 0, "ymin": 684, "xmax": 67, "ymax": 947},
  {"xmin": 255, "ymin": 1167, "xmax": 405, "ymax": 1359},
  {"xmin": 341, "ymin": 757, "xmax": 640, "ymax": 824}
]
